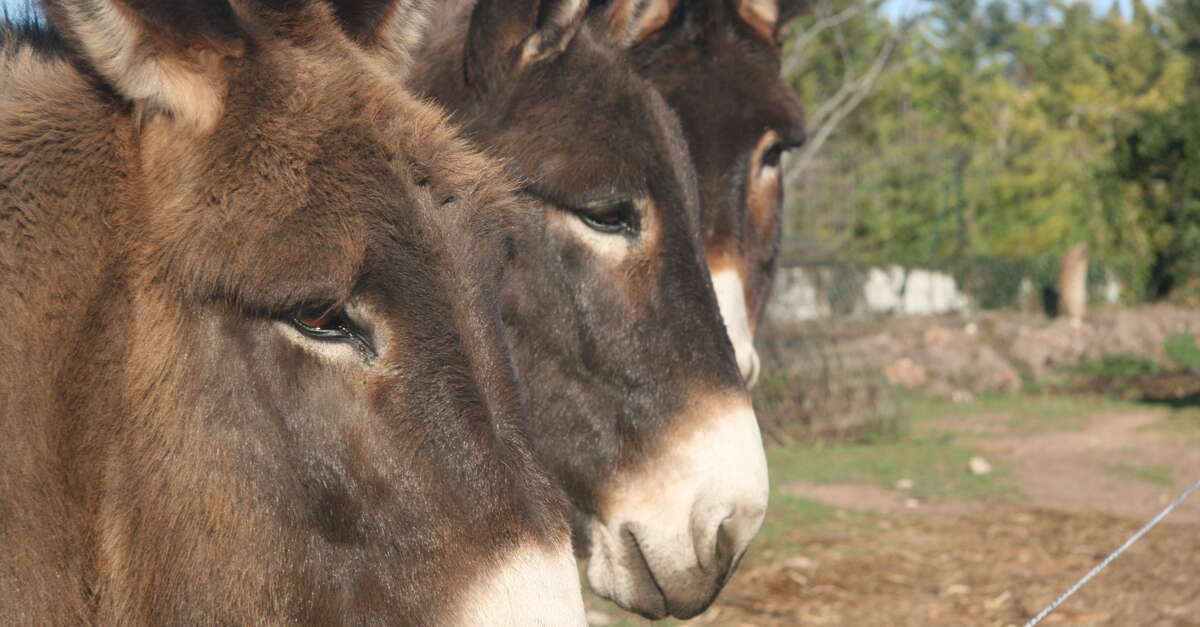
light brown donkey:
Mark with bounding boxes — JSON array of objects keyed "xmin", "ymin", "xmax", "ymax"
[{"xmin": 0, "ymin": 0, "xmax": 584, "ymax": 623}]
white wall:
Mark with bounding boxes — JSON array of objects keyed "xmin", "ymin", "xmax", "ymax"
[{"xmin": 765, "ymin": 264, "xmax": 971, "ymax": 324}]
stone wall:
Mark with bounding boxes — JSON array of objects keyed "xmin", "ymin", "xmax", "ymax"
[
  {"xmin": 765, "ymin": 263, "xmax": 970, "ymax": 325},
  {"xmin": 754, "ymin": 305, "xmax": 1200, "ymax": 442},
  {"xmin": 764, "ymin": 261, "xmax": 1123, "ymax": 325}
]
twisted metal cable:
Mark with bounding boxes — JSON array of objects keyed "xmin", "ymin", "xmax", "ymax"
[{"xmin": 1025, "ymin": 478, "xmax": 1200, "ymax": 627}]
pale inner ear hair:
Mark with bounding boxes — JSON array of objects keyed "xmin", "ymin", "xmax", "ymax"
[
  {"xmin": 519, "ymin": 0, "xmax": 587, "ymax": 66},
  {"xmin": 52, "ymin": 0, "xmax": 244, "ymax": 131},
  {"xmin": 736, "ymin": 0, "xmax": 780, "ymax": 43},
  {"xmin": 605, "ymin": 0, "xmax": 680, "ymax": 48}
]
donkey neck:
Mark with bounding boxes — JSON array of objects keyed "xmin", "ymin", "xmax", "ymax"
[{"xmin": 0, "ymin": 33, "xmax": 140, "ymax": 370}]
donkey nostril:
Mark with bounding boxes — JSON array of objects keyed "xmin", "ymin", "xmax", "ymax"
[
  {"xmin": 710, "ymin": 503, "xmax": 765, "ymax": 581},
  {"xmin": 710, "ymin": 509, "xmax": 748, "ymax": 578},
  {"xmin": 714, "ymin": 516, "xmax": 738, "ymax": 576}
]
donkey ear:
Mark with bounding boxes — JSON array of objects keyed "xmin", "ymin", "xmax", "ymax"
[
  {"xmin": 325, "ymin": 0, "xmax": 430, "ymax": 69},
  {"xmin": 733, "ymin": 0, "xmax": 781, "ymax": 42},
  {"xmin": 598, "ymin": 0, "xmax": 680, "ymax": 48},
  {"xmin": 735, "ymin": 0, "xmax": 810, "ymax": 43},
  {"xmin": 465, "ymin": 0, "xmax": 587, "ymax": 92},
  {"xmin": 42, "ymin": 0, "xmax": 247, "ymax": 131}
]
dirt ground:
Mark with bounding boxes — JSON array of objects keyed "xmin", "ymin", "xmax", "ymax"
[{"xmin": 656, "ymin": 404, "xmax": 1200, "ymax": 626}]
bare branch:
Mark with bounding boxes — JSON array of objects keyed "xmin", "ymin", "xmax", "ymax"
[
  {"xmin": 790, "ymin": 29, "xmax": 900, "ymax": 179},
  {"xmin": 784, "ymin": 1, "xmax": 869, "ymax": 77},
  {"xmin": 831, "ymin": 3, "xmax": 858, "ymax": 85},
  {"xmin": 783, "ymin": 8, "xmax": 950, "ymax": 181}
]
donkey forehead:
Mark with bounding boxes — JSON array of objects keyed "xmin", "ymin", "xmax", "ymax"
[
  {"xmin": 649, "ymin": 18, "xmax": 800, "ymax": 141},
  {"xmin": 504, "ymin": 36, "xmax": 698, "ymax": 215},
  {"xmin": 140, "ymin": 113, "xmax": 511, "ymax": 311}
]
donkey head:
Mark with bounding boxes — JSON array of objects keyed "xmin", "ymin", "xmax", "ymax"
[
  {"xmin": 591, "ymin": 0, "xmax": 808, "ymax": 386},
  {"xmin": 18, "ymin": 0, "xmax": 583, "ymax": 622},
  {"xmin": 411, "ymin": 0, "xmax": 769, "ymax": 618}
]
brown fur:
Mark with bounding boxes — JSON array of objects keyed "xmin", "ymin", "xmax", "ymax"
[
  {"xmin": 0, "ymin": 1, "xmax": 570, "ymax": 623},
  {"xmin": 408, "ymin": 0, "xmax": 752, "ymax": 618},
  {"xmin": 591, "ymin": 0, "xmax": 808, "ymax": 333}
]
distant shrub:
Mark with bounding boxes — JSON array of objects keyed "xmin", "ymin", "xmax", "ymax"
[
  {"xmin": 1167, "ymin": 278, "xmax": 1200, "ymax": 307},
  {"xmin": 1020, "ymin": 371, "xmax": 1046, "ymax": 395},
  {"xmin": 948, "ymin": 255, "xmax": 1054, "ymax": 311},
  {"xmin": 1164, "ymin": 333, "xmax": 1200, "ymax": 373},
  {"xmin": 1074, "ymin": 354, "xmax": 1163, "ymax": 380},
  {"xmin": 945, "ymin": 254, "xmax": 1127, "ymax": 312}
]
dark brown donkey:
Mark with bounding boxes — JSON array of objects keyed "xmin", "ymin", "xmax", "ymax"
[
  {"xmin": 590, "ymin": 0, "xmax": 808, "ymax": 386},
  {"xmin": 408, "ymin": 0, "xmax": 769, "ymax": 619},
  {"xmin": 0, "ymin": 1, "xmax": 585, "ymax": 623}
]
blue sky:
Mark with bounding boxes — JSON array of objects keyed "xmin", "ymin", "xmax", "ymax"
[
  {"xmin": 1, "ymin": 0, "xmax": 35, "ymax": 19},
  {"xmin": 0, "ymin": 0, "xmax": 1166, "ymax": 24},
  {"xmin": 882, "ymin": 0, "xmax": 1161, "ymax": 20}
]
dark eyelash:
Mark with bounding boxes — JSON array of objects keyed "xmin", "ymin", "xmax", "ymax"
[
  {"xmin": 761, "ymin": 143, "xmax": 784, "ymax": 168},
  {"xmin": 575, "ymin": 201, "xmax": 638, "ymax": 235},
  {"xmin": 288, "ymin": 305, "xmax": 377, "ymax": 360}
]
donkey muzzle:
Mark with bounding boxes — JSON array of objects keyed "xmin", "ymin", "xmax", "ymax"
[{"xmin": 583, "ymin": 398, "xmax": 769, "ymax": 619}]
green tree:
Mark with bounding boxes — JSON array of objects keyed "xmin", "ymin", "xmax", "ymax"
[
  {"xmin": 784, "ymin": 0, "xmax": 1186, "ymax": 302},
  {"xmin": 1116, "ymin": 0, "xmax": 1200, "ymax": 298}
]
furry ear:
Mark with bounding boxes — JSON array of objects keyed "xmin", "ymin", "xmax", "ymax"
[
  {"xmin": 42, "ymin": 0, "xmax": 248, "ymax": 130},
  {"xmin": 597, "ymin": 0, "xmax": 680, "ymax": 48},
  {"xmin": 465, "ymin": 0, "xmax": 587, "ymax": 93},
  {"xmin": 733, "ymin": 0, "xmax": 779, "ymax": 42},
  {"xmin": 735, "ymin": 0, "xmax": 811, "ymax": 43},
  {"xmin": 325, "ymin": 0, "xmax": 431, "ymax": 70}
]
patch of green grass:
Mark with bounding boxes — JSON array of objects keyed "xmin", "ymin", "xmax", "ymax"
[
  {"xmin": 1165, "ymin": 333, "xmax": 1200, "ymax": 373},
  {"xmin": 766, "ymin": 435, "xmax": 1015, "ymax": 502},
  {"xmin": 1107, "ymin": 462, "xmax": 1175, "ymax": 487},
  {"xmin": 1021, "ymin": 371, "xmax": 1047, "ymax": 395},
  {"xmin": 895, "ymin": 389, "xmax": 1141, "ymax": 436},
  {"xmin": 751, "ymin": 492, "xmax": 842, "ymax": 562},
  {"xmin": 761, "ymin": 490, "xmax": 840, "ymax": 535},
  {"xmin": 1073, "ymin": 353, "xmax": 1163, "ymax": 380},
  {"xmin": 1073, "ymin": 354, "xmax": 1163, "ymax": 381}
]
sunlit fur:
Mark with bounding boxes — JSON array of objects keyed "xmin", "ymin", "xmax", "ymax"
[
  {"xmin": 408, "ymin": 0, "xmax": 767, "ymax": 618},
  {"xmin": 0, "ymin": 1, "xmax": 581, "ymax": 623}
]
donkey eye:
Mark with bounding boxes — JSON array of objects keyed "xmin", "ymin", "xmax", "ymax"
[
  {"xmin": 576, "ymin": 201, "xmax": 638, "ymax": 235},
  {"xmin": 761, "ymin": 143, "xmax": 785, "ymax": 169},
  {"xmin": 288, "ymin": 304, "xmax": 378, "ymax": 360},
  {"xmin": 290, "ymin": 304, "xmax": 354, "ymax": 340}
]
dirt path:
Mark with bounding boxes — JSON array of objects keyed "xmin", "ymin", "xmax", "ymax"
[
  {"xmin": 976, "ymin": 410, "xmax": 1200, "ymax": 522},
  {"xmin": 698, "ymin": 508, "xmax": 1198, "ymax": 626},
  {"xmin": 696, "ymin": 406, "xmax": 1200, "ymax": 626}
]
